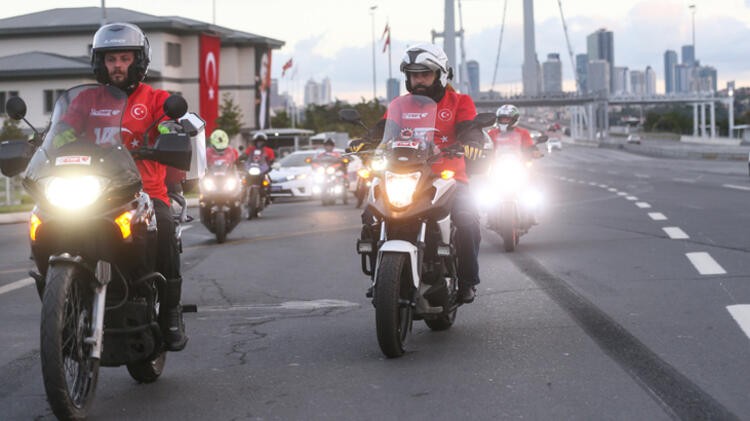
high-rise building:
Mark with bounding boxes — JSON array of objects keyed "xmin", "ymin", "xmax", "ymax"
[
  {"xmin": 587, "ymin": 59, "xmax": 610, "ymax": 95},
  {"xmin": 629, "ymin": 70, "xmax": 646, "ymax": 95},
  {"xmin": 542, "ymin": 53, "xmax": 562, "ymax": 94},
  {"xmin": 697, "ymin": 66, "xmax": 717, "ymax": 93},
  {"xmin": 664, "ymin": 50, "xmax": 678, "ymax": 94},
  {"xmin": 587, "ymin": 28, "xmax": 615, "ymax": 92},
  {"xmin": 304, "ymin": 78, "xmax": 333, "ymax": 106},
  {"xmin": 674, "ymin": 64, "xmax": 692, "ymax": 93},
  {"xmin": 320, "ymin": 77, "xmax": 332, "ymax": 104},
  {"xmin": 645, "ymin": 66, "xmax": 656, "ymax": 95},
  {"xmin": 466, "ymin": 60, "xmax": 480, "ymax": 97},
  {"xmin": 386, "ymin": 78, "xmax": 400, "ymax": 102},
  {"xmin": 681, "ymin": 45, "xmax": 695, "ymax": 66},
  {"xmin": 576, "ymin": 53, "xmax": 588, "ymax": 93},
  {"xmin": 522, "ymin": 0, "xmax": 541, "ymax": 96},
  {"xmin": 612, "ymin": 66, "xmax": 628, "ymax": 95}
]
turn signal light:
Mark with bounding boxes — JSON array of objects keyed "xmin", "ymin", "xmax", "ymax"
[
  {"xmin": 262, "ymin": 179, "xmax": 270, "ymax": 187},
  {"xmin": 115, "ymin": 211, "xmax": 134, "ymax": 239},
  {"xmin": 440, "ymin": 170, "xmax": 455, "ymax": 180},
  {"xmin": 29, "ymin": 214, "xmax": 42, "ymax": 242}
]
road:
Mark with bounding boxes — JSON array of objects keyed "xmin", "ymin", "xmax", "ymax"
[{"xmin": 1, "ymin": 145, "xmax": 750, "ymax": 420}]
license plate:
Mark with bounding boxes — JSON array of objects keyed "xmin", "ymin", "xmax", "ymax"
[{"xmin": 271, "ymin": 186, "xmax": 281, "ymax": 192}]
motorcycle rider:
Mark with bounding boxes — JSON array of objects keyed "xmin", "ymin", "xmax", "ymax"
[
  {"xmin": 364, "ymin": 43, "xmax": 485, "ymax": 304},
  {"xmin": 243, "ymin": 132, "xmax": 276, "ymax": 168},
  {"xmin": 317, "ymin": 138, "xmax": 341, "ymax": 158},
  {"xmin": 207, "ymin": 128, "xmax": 240, "ymax": 168},
  {"xmin": 89, "ymin": 22, "xmax": 188, "ymax": 350},
  {"xmin": 486, "ymin": 104, "xmax": 542, "ymax": 160}
]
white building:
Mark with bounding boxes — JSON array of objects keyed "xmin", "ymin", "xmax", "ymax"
[
  {"xmin": 303, "ymin": 78, "xmax": 332, "ymax": 107},
  {"xmin": 541, "ymin": 53, "xmax": 562, "ymax": 94},
  {"xmin": 629, "ymin": 70, "xmax": 646, "ymax": 95},
  {"xmin": 0, "ymin": 7, "xmax": 284, "ymax": 141},
  {"xmin": 612, "ymin": 66, "xmax": 629, "ymax": 95},
  {"xmin": 645, "ymin": 66, "xmax": 657, "ymax": 95},
  {"xmin": 587, "ymin": 59, "xmax": 610, "ymax": 95}
]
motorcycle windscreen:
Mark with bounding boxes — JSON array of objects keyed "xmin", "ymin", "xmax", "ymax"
[
  {"xmin": 24, "ymin": 84, "xmax": 141, "ymax": 196},
  {"xmin": 379, "ymin": 94, "xmax": 440, "ymax": 168}
]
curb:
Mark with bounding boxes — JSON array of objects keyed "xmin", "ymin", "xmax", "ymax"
[
  {"xmin": 0, "ymin": 197, "xmax": 200, "ymax": 225},
  {"xmin": 563, "ymin": 137, "xmax": 750, "ymax": 161}
]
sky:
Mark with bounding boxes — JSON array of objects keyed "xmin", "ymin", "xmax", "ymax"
[{"xmin": 2, "ymin": 0, "xmax": 750, "ymax": 102}]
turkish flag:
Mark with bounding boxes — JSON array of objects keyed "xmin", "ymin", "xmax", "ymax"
[{"xmin": 200, "ymin": 33, "xmax": 221, "ymax": 136}]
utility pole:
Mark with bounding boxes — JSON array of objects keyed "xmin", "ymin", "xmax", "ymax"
[
  {"xmin": 100, "ymin": 0, "xmax": 107, "ymax": 26},
  {"xmin": 689, "ymin": 4, "xmax": 696, "ymax": 56},
  {"xmin": 370, "ymin": 5, "xmax": 378, "ymax": 101}
]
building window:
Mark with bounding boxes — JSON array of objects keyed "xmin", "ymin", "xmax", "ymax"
[
  {"xmin": 0, "ymin": 91, "xmax": 17, "ymax": 115},
  {"xmin": 43, "ymin": 89, "xmax": 65, "ymax": 114},
  {"xmin": 166, "ymin": 42, "xmax": 182, "ymax": 67}
]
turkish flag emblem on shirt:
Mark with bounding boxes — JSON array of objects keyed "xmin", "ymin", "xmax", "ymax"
[{"xmin": 200, "ymin": 33, "xmax": 221, "ymax": 136}]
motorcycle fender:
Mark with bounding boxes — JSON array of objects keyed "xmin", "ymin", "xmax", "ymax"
[
  {"xmin": 376, "ymin": 240, "xmax": 420, "ymax": 288},
  {"xmin": 436, "ymin": 215, "xmax": 451, "ymax": 245}
]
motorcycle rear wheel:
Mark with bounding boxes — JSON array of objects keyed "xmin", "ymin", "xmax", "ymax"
[
  {"xmin": 126, "ymin": 352, "xmax": 166, "ymax": 384},
  {"xmin": 215, "ymin": 212, "xmax": 227, "ymax": 243},
  {"xmin": 40, "ymin": 262, "xmax": 99, "ymax": 420},
  {"xmin": 374, "ymin": 252, "xmax": 413, "ymax": 358}
]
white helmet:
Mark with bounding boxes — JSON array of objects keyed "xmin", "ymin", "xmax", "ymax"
[{"xmin": 400, "ymin": 43, "xmax": 453, "ymax": 89}]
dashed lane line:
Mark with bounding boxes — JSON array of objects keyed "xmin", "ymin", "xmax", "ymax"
[
  {"xmin": 636, "ymin": 202, "xmax": 652, "ymax": 209},
  {"xmin": 625, "ymin": 196, "xmax": 638, "ymax": 201},
  {"xmin": 686, "ymin": 252, "xmax": 727, "ymax": 275},
  {"xmin": 617, "ymin": 192, "xmax": 628, "ymax": 196},
  {"xmin": 727, "ymin": 305, "xmax": 750, "ymax": 341},
  {"xmin": 722, "ymin": 184, "xmax": 750, "ymax": 192},
  {"xmin": 663, "ymin": 227, "xmax": 689, "ymax": 239},
  {"xmin": 649, "ymin": 212, "xmax": 668, "ymax": 221},
  {"xmin": 0, "ymin": 277, "xmax": 34, "ymax": 296}
]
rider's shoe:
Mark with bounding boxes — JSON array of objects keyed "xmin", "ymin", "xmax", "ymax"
[{"xmin": 457, "ymin": 286, "xmax": 476, "ymax": 304}]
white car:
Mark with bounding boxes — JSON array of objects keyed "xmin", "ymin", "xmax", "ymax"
[{"xmin": 268, "ymin": 150, "xmax": 318, "ymax": 198}]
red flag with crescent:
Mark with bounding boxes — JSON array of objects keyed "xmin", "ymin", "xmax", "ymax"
[{"xmin": 200, "ymin": 33, "xmax": 221, "ymax": 136}]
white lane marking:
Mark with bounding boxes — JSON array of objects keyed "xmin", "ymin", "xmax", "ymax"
[
  {"xmin": 723, "ymin": 184, "xmax": 750, "ymax": 192},
  {"xmin": 673, "ymin": 178, "xmax": 696, "ymax": 184},
  {"xmin": 599, "ymin": 184, "xmax": 608, "ymax": 188},
  {"xmin": 200, "ymin": 299, "xmax": 359, "ymax": 312},
  {"xmin": 578, "ymin": 180, "xmax": 586, "ymax": 184},
  {"xmin": 626, "ymin": 196, "xmax": 638, "ymax": 201},
  {"xmin": 636, "ymin": 202, "xmax": 652, "ymax": 208},
  {"xmin": 588, "ymin": 182, "xmax": 598, "ymax": 186},
  {"xmin": 663, "ymin": 227, "xmax": 689, "ymax": 239},
  {"xmin": 0, "ymin": 277, "xmax": 34, "ymax": 296},
  {"xmin": 727, "ymin": 305, "xmax": 750, "ymax": 340},
  {"xmin": 649, "ymin": 212, "xmax": 668, "ymax": 221},
  {"xmin": 617, "ymin": 192, "xmax": 628, "ymax": 196},
  {"xmin": 686, "ymin": 252, "xmax": 727, "ymax": 275},
  {"xmin": 608, "ymin": 188, "xmax": 618, "ymax": 192},
  {"xmin": 635, "ymin": 174, "xmax": 651, "ymax": 179}
]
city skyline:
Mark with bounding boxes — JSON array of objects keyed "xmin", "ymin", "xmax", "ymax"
[{"xmin": 1, "ymin": 1, "xmax": 749, "ymax": 101}]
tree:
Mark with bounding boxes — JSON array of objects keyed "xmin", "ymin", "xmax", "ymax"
[
  {"xmin": 0, "ymin": 117, "xmax": 24, "ymax": 141},
  {"xmin": 215, "ymin": 93, "xmax": 243, "ymax": 138},
  {"xmin": 299, "ymin": 98, "xmax": 385, "ymax": 138},
  {"xmin": 271, "ymin": 109, "xmax": 291, "ymax": 128}
]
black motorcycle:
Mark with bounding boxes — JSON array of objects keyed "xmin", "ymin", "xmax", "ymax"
[
  {"xmin": 199, "ymin": 161, "xmax": 243, "ymax": 243},
  {"xmin": 243, "ymin": 149, "xmax": 270, "ymax": 219},
  {"xmin": 310, "ymin": 154, "xmax": 349, "ymax": 206},
  {"xmin": 0, "ymin": 84, "xmax": 193, "ymax": 419}
]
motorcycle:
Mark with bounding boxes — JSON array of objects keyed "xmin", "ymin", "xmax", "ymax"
[
  {"xmin": 353, "ymin": 151, "xmax": 374, "ymax": 208},
  {"xmin": 310, "ymin": 154, "xmax": 349, "ymax": 206},
  {"xmin": 473, "ymin": 137, "xmax": 546, "ymax": 252},
  {"xmin": 199, "ymin": 160, "xmax": 243, "ymax": 243},
  {"xmin": 243, "ymin": 149, "xmax": 271, "ymax": 219},
  {"xmin": 0, "ymin": 84, "xmax": 194, "ymax": 419},
  {"xmin": 339, "ymin": 98, "xmax": 489, "ymax": 358}
]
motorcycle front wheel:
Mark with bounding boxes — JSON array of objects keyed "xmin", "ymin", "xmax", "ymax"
[
  {"xmin": 247, "ymin": 189, "xmax": 259, "ymax": 220},
  {"xmin": 500, "ymin": 205, "xmax": 518, "ymax": 252},
  {"xmin": 374, "ymin": 252, "xmax": 413, "ymax": 358},
  {"xmin": 215, "ymin": 212, "xmax": 227, "ymax": 243},
  {"xmin": 40, "ymin": 262, "xmax": 99, "ymax": 420}
]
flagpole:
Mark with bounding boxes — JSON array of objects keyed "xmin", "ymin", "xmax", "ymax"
[
  {"xmin": 370, "ymin": 5, "xmax": 378, "ymax": 102},
  {"xmin": 387, "ymin": 19, "xmax": 392, "ymax": 80}
]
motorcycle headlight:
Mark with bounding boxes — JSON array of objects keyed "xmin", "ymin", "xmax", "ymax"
[
  {"xmin": 45, "ymin": 176, "xmax": 105, "ymax": 210},
  {"xmin": 357, "ymin": 168, "xmax": 371, "ymax": 179},
  {"xmin": 202, "ymin": 177, "xmax": 217, "ymax": 191},
  {"xmin": 248, "ymin": 167, "xmax": 262, "ymax": 176},
  {"xmin": 385, "ymin": 171, "xmax": 421, "ymax": 208},
  {"xmin": 326, "ymin": 166, "xmax": 335, "ymax": 175},
  {"xmin": 371, "ymin": 158, "xmax": 386, "ymax": 172},
  {"xmin": 224, "ymin": 177, "xmax": 239, "ymax": 191},
  {"xmin": 491, "ymin": 157, "xmax": 528, "ymax": 191}
]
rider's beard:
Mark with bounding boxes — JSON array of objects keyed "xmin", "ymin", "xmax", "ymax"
[
  {"xmin": 411, "ymin": 84, "xmax": 429, "ymax": 95},
  {"xmin": 109, "ymin": 70, "xmax": 129, "ymax": 89}
]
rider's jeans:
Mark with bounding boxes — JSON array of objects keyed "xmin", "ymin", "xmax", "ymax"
[{"xmin": 452, "ymin": 182, "xmax": 481, "ymax": 288}]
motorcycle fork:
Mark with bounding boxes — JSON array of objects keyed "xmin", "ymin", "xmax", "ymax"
[{"xmin": 87, "ymin": 260, "xmax": 111, "ymax": 360}]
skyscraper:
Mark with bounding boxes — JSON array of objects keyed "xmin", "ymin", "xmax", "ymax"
[
  {"xmin": 522, "ymin": 0, "xmax": 541, "ymax": 96},
  {"xmin": 320, "ymin": 77, "xmax": 332, "ymax": 104},
  {"xmin": 576, "ymin": 53, "xmax": 588, "ymax": 93},
  {"xmin": 587, "ymin": 28, "xmax": 615, "ymax": 92},
  {"xmin": 681, "ymin": 45, "xmax": 695, "ymax": 66},
  {"xmin": 612, "ymin": 66, "xmax": 628, "ymax": 95},
  {"xmin": 386, "ymin": 78, "xmax": 400, "ymax": 102},
  {"xmin": 587, "ymin": 59, "xmax": 610, "ymax": 95},
  {"xmin": 466, "ymin": 60, "xmax": 480, "ymax": 97},
  {"xmin": 645, "ymin": 66, "xmax": 656, "ymax": 95},
  {"xmin": 629, "ymin": 70, "xmax": 646, "ymax": 95},
  {"xmin": 304, "ymin": 79, "xmax": 320, "ymax": 107},
  {"xmin": 542, "ymin": 53, "xmax": 562, "ymax": 94},
  {"xmin": 664, "ymin": 50, "xmax": 678, "ymax": 94},
  {"xmin": 675, "ymin": 64, "xmax": 692, "ymax": 93}
]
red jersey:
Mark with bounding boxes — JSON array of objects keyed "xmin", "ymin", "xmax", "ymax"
[
  {"xmin": 61, "ymin": 83, "xmax": 171, "ymax": 204},
  {"xmin": 384, "ymin": 88, "xmax": 476, "ymax": 183},
  {"xmin": 207, "ymin": 146, "xmax": 239, "ymax": 168},
  {"xmin": 244, "ymin": 145, "xmax": 275, "ymax": 163},
  {"xmin": 487, "ymin": 126, "xmax": 534, "ymax": 149}
]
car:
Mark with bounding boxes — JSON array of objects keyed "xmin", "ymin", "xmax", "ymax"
[
  {"xmin": 268, "ymin": 150, "xmax": 318, "ymax": 198},
  {"xmin": 546, "ymin": 138, "xmax": 562, "ymax": 153},
  {"xmin": 626, "ymin": 134, "xmax": 642, "ymax": 145},
  {"xmin": 268, "ymin": 149, "xmax": 361, "ymax": 199}
]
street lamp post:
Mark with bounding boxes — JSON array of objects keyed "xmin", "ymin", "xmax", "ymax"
[
  {"xmin": 689, "ymin": 4, "xmax": 696, "ymax": 55},
  {"xmin": 370, "ymin": 5, "xmax": 378, "ymax": 102}
]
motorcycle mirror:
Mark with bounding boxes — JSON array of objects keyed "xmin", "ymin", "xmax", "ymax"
[
  {"xmin": 163, "ymin": 95, "xmax": 188, "ymax": 120},
  {"xmin": 0, "ymin": 139, "xmax": 35, "ymax": 177},
  {"xmin": 6, "ymin": 96, "xmax": 27, "ymax": 120},
  {"xmin": 338, "ymin": 109, "xmax": 362, "ymax": 124},
  {"xmin": 473, "ymin": 112, "xmax": 496, "ymax": 128}
]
